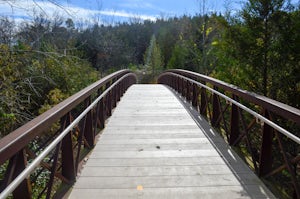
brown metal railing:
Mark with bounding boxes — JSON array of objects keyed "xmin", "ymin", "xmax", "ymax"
[
  {"xmin": 0, "ymin": 69, "xmax": 137, "ymax": 198},
  {"xmin": 158, "ymin": 69, "xmax": 300, "ymax": 198}
]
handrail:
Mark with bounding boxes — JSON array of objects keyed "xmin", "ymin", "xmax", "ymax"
[
  {"xmin": 167, "ymin": 69, "xmax": 300, "ymax": 125},
  {"xmin": 0, "ymin": 69, "xmax": 137, "ymax": 198},
  {"xmin": 0, "ymin": 73, "xmax": 136, "ymax": 199},
  {"xmin": 158, "ymin": 70, "xmax": 300, "ymax": 198},
  {"xmin": 161, "ymin": 72, "xmax": 300, "ymax": 144},
  {"xmin": 0, "ymin": 69, "xmax": 130, "ymax": 165}
]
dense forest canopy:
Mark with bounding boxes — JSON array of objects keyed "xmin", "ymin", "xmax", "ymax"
[{"xmin": 0, "ymin": 0, "xmax": 299, "ymax": 136}]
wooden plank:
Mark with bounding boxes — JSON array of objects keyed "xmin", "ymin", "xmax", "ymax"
[
  {"xmin": 68, "ymin": 85, "xmax": 275, "ymax": 199},
  {"xmin": 99, "ymin": 133, "xmax": 205, "ymax": 139},
  {"xmin": 69, "ymin": 186, "xmax": 274, "ymax": 199},
  {"xmin": 107, "ymin": 117, "xmax": 196, "ymax": 126},
  {"xmin": 104, "ymin": 125, "xmax": 201, "ymax": 131},
  {"xmin": 93, "ymin": 143, "xmax": 214, "ymax": 151},
  {"xmin": 88, "ymin": 150, "xmax": 220, "ymax": 159},
  {"xmin": 84, "ymin": 157, "xmax": 227, "ymax": 167},
  {"xmin": 102, "ymin": 127, "xmax": 204, "ymax": 133},
  {"xmin": 96, "ymin": 138, "xmax": 225, "ymax": 145},
  {"xmin": 73, "ymin": 175, "xmax": 243, "ymax": 189},
  {"xmin": 79, "ymin": 165, "xmax": 251, "ymax": 177}
]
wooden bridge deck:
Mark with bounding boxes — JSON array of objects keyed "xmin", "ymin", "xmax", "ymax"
[{"xmin": 68, "ymin": 84, "xmax": 275, "ymax": 199}]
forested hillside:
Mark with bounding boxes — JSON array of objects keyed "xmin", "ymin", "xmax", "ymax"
[{"xmin": 1, "ymin": 0, "xmax": 299, "ymax": 136}]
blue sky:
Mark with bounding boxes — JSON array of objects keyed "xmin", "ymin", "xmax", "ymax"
[
  {"xmin": 67, "ymin": 0, "xmax": 244, "ymax": 19},
  {"xmin": 0, "ymin": 0, "xmax": 297, "ymax": 25},
  {"xmin": 0, "ymin": 0, "xmax": 239, "ymax": 25}
]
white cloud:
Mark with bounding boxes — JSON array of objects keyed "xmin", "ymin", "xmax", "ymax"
[{"xmin": 0, "ymin": 0, "xmax": 157, "ymax": 26}]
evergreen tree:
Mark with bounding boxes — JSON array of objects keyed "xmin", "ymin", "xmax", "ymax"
[{"xmin": 144, "ymin": 35, "xmax": 164, "ymax": 78}]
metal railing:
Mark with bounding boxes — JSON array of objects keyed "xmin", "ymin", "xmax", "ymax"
[
  {"xmin": 0, "ymin": 69, "xmax": 137, "ymax": 198},
  {"xmin": 158, "ymin": 69, "xmax": 300, "ymax": 198}
]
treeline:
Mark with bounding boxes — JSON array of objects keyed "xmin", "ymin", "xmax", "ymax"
[{"xmin": 0, "ymin": 0, "xmax": 299, "ymax": 136}]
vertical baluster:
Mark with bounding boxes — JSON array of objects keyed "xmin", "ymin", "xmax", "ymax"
[
  {"xmin": 61, "ymin": 113, "xmax": 76, "ymax": 182},
  {"xmin": 259, "ymin": 109, "xmax": 273, "ymax": 177},
  {"xmin": 178, "ymin": 77, "xmax": 181, "ymax": 94},
  {"xmin": 176, "ymin": 76, "xmax": 179, "ymax": 92},
  {"xmin": 109, "ymin": 89, "xmax": 113, "ymax": 114},
  {"xmin": 186, "ymin": 80, "xmax": 191, "ymax": 102},
  {"xmin": 229, "ymin": 95, "xmax": 240, "ymax": 146},
  {"xmin": 183, "ymin": 79, "xmax": 187, "ymax": 98},
  {"xmin": 84, "ymin": 97, "xmax": 94, "ymax": 147},
  {"xmin": 212, "ymin": 86, "xmax": 221, "ymax": 127},
  {"xmin": 192, "ymin": 83, "xmax": 198, "ymax": 108},
  {"xmin": 99, "ymin": 98, "xmax": 105, "ymax": 129},
  {"xmin": 199, "ymin": 81, "xmax": 207, "ymax": 116},
  {"xmin": 116, "ymin": 83, "xmax": 121, "ymax": 102},
  {"xmin": 2, "ymin": 149, "xmax": 32, "ymax": 199},
  {"xmin": 114, "ymin": 85, "xmax": 117, "ymax": 106},
  {"xmin": 112, "ymin": 79, "xmax": 117, "ymax": 108},
  {"xmin": 121, "ymin": 80, "xmax": 125, "ymax": 96},
  {"xmin": 105, "ymin": 82, "xmax": 112, "ymax": 117},
  {"xmin": 46, "ymin": 142, "xmax": 62, "ymax": 199}
]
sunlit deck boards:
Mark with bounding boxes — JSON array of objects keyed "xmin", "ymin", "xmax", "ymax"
[{"xmin": 68, "ymin": 84, "xmax": 275, "ymax": 199}]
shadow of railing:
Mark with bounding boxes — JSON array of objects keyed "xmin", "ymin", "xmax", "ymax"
[
  {"xmin": 159, "ymin": 69, "xmax": 300, "ymax": 198},
  {"xmin": 0, "ymin": 70, "xmax": 137, "ymax": 199},
  {"xmin": 168, "ymin": 88, "xmax": 275, "ymax": 198}
]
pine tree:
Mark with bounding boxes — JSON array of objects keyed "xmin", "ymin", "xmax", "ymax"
[{"xmin": 144, "ymin": 35, "xmax": 163, "ymax": 78}]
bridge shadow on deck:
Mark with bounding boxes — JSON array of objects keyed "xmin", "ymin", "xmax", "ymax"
[{"xmin": 166, "ymin": 85, "xmax": 275, "ymax": 199}]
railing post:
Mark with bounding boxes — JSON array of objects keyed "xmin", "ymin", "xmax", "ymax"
[
  {"xmin": 171, "ymin": 76, "xmax": 174, "ymax": 89},
  {"xmin": 182, "ymin": 79, "xmax": 187, "ymax": 99},
  {"xmin": 199, "ymin": 83, "xmax": 207, "ymax": 116},
  {"xmin": 179, "ymin": 78, "xmax": 183, "ymax": 95},
  {"xmin": 108, "ymin": 90, "xmax": 112, "ymax": 117},
  {"xmin": 116, "ymin": 83, "xmax": 121, "ymax": 102},
  {"xmin": 106, "ymin": 81, "xmax": 112, "ymax": 117},
  {"xmin": 61, "ymin": 113, "xmax": 76, "ymax": 182},
  {"xmin": 229, "ymin": 95, "xmax": 240, "ymax": 145},
  {"xmin": 259, "ymin": 109, "xmax": 273, "ymax": 177},
  {"xmin": 186, "ymin": 80, "xmax": 191, "ymax": 102},
  {"xmin": 175, "ymin": 76, "xmax": 179, "ymax": 92},
  {"xmin": 192, "ymin": 83, "xmax": 198, "ymax": 108},
  {"xmin": 112, "ymin": 78, "xmax": 117, "ymax": 108},
  {"xmin": 46, "ymin": 142, "xmax": 61, "ymax": 199},
  {"xmin": 121, "ymin": 80, "xmax": 125, "ymax": 96},
  {"xmin": 84, "ymin": 97, "xmax": 95, "ymax": 147},
  {"xmin": 1, "ymin": 149, "xmax": 32, "ymax": 199},
  {"xmin": 99, "ymin": 98, "xmax": 105, "ymax": 129},
  {"xmin": 212, "ymin": 86, "xmax": 221, "ymax": 127}
]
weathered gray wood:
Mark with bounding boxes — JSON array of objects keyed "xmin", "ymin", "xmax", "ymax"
[
  {"xmin": 68, "ymin": 84, "xmax": 275, "ymax": 199},
  {"xmin": 69, "ymin": 186, "xmax": 272, "ymax": 199},
  {"xmin": 93, "ymin": 143, "xmax": 214, "ymax": 151},
  {"xmin": 79, "ymin": 165, "xmax": 251, "ymax": 177},
  {"xmin": 100, "ymin": 133, "xmax": 205, "ymax": 139},
  {"xmin": 84, "ymin": 157, "xmax": 227, "ymax": 167},
  {"xmin": 95, "ymin": 138, "xmax": 217, "ymax": 145},
  {"xmin": 73, "ymin": 175, "xmax": 244, "ymax": 189},
  {"xmin": 88, "ymin": 150, "xmax": 220, "ymax": 158}
]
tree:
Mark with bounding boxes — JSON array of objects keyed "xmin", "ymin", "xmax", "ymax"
[
  {"xmin": 0, "ymin": 17, "xmax": 15, "ymax": 45},
  {"xmin": 240, "ymin": 0, "xmax": 287, "ymax": 96},
  {"xmin": 144, "ymin": 35, "xmax": 163, "ymax": 79}
]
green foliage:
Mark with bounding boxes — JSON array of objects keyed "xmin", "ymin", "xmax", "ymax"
[
  {"xmin": 167, "ymin": 42, "xmax": 189, "ymax": 69},
  {"xmin": 0, "ymin": 17, "xmax": 98, "ymax": 136},
  {"xmin": 143, "ymin": 35, "xmax": 164, "ymax": 82},
  {"xmin": 144, "ymin": 36, "xmax": 163, "ymax": 70},
  {"xmin": 212, "ymin": 0, "xmax": 300, "ymax": 108}
]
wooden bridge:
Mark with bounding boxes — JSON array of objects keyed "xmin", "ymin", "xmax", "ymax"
[{"xmin": 0, "ymin": 70, "xmax": 299, "ymax": 199}]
